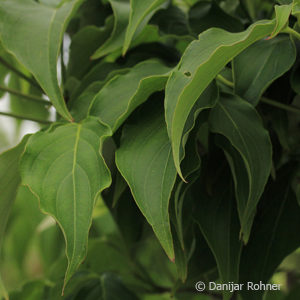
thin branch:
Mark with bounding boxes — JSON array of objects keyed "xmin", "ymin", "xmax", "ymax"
[
  {"xmin": 216, "ymin": 74, "xmax": 234, "ymax": 88},
  {"xmin": 0, "ymin": 111, "xmax": 52, "ymax": 124},
  {"xmin": 0, "ymin": 85, "xmax": 51, "ymax": 105},
  {"xmin": 0, "ymin": 57, "xmax": 43, "ymax": 91},
  {"xmin": 216, "ymin": 74, "xmax": 300, "ymax": 115},
  {"xmin": 283, "ymin": 26, "xmax": 300, "ymax": 41}
]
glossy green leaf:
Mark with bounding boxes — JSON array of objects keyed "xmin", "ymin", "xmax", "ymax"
[
  {"xmin": 209, "ymin": 94, "xmax": 272, "ymax": 243},
  {"xmin": 0, "ymin": 0, "xmax": 84, "ymax": 120},
  {"xmin": 116, "ymin": 112, "xmax": 176, "ymax": 260},
  {"xmin": 89, "ymin": 60, "xmax": 171, "ymax": 133},
  {"xmin": 20, "ymin": 118, "xmax": 112, "ymax": 286},
  {"xmin": 123, "ymin": 0, "xmax": 168, "ymax": 55},
  {"xmin": 165, "ymin": 18, "xmax": 275, "ymax": 180},
  {"xmin": 240, "ymin": 165, "xmax": 300, "ymax": 300},
  {"xmin": 269, "ymin": 4, "xmax": 292, "ymax": 38},
  {"xmin": 233, "ymin": 36, "xmax": 296, "ymax": 105},
  {"xmin": 0, "ymin": 136, "xmax": 29, "ymax": 300},
  {"xmin": 194, "ymin": 186, "xmax": 242, "ymax": 300}
]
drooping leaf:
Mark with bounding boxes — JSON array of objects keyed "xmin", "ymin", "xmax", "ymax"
[
  {"xmin": 116, "ymin": 112, "xmax": 176, "ymax": 260},
  {"xmin": 269, "ymin": 4, "xmax": 292, "ymax": 38},
  {"xmin": 0, "ymin": 0, "xmax": 84, "ymax": 120},
  {"xmin": 194, "ymin": 183, "xmax": 242, "ymax": 300},
  {"xmin": 233, "ymin": 35, "xmax": 296, "ymax": 105},
  {"xmin": 89, "ymin": 60, "xmax": 171, "ymax": 132},
  {"xmin": 20, "ymin": 118, "xmax": 112, "ymax": 286},
  {"xmin": 209, "ymin": 94, "xmax": 272, "ymax": 243},
  {"xmin": 239, "ymin": 164, "xmax": 300, "ymax": 300},
  {"xmin": 0, "ymin": 136, "xmax": 30, "ymax": 300},
  {"xmin": 164, "ymin": 18, "xmax": 276, "ymax": 180},
  {"xmin": 123, "ymin": 0, "xmax": 168, "ymax": 55}
]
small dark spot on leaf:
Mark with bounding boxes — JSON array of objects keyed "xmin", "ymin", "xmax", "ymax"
[{"xmin": 184, "ymin": 71, "xmax": 191, "ymax": 77}]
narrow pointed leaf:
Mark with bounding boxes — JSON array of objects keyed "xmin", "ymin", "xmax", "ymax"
[
  {"xmin": 0, "ymin": 0, "xmax": 84, "ymax": 120},
  {"xmin": 89, "ymin": 60, "xmax": 171, "ymax": 133},
  {"xmin": 164, "ymin": 19, "xmax": 276, "ymax": 179},
  {"xmin": 116, "ymin": 113, "xmax": 176, "ymax": 260},
  {"xmin": 123, "ymin": 0, "xmax": 168, "ymax": 55},
  {"xmin": 209, "ymin": 94, "xmax": 272, "ymax": 243},
  {"xmin": 233, "ymin": 36, "xmax": 296, "ymax": 105},
  {"xmin": 20, "ymin": 118, "xmax": 112, "ymax": 286}
]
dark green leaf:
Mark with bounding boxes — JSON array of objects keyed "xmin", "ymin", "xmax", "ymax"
[
  {"xmin": 233, "ymin": 36, "xmax": 296, "ymax": 105},
  {"xmin": 116, "ymin": 112, "xmax": 176, "ymax": 260},
  {"xmin": 209, "ymin": 94, "xmax": 272, "ymax": 243}
]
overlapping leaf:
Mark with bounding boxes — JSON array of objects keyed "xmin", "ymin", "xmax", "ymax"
[
  {"xmin": 165, "ymin": 18, "xmax": 276, "ymax": 179},
  {"xmin": 0, "ymin": 0, "xmax": 84, "ymax": 120},
  {"xmin": 116, "ymin": 113, "xmax": 176, "ymax": 260},
  {"xmin": 89, "ymin": 60, "xmax": 171, "ymax": 132},
  {"xmin": 20, "ymin": 118, "xmax": 112, "ymax": 286},
  {"xmin": 209, "ymin": 94, "xmax": 272, "ymax": 243}
]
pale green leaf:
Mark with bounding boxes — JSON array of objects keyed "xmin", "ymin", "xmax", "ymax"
[
  {"xmin": 165, "ymin": 19, "xmax": 276, "ymax": 180},
  {"xmin": 123, "ymin": 0, "xmax": 168, "ymax": 55},
  {"xmin": 293, "ymin": 0, "xmax": 300, "ymax": 20},
  {"xmin": 116, "ymin": 113, "xmax": 176, "ymax": 260},
  {"xmin": 20, "ymin": 118, "xmax": 112, "ymax": 286},
  {"xmin": 209, "ymin": 94, "xmax": 272, "ymax": 243},
  {"xmin": 0, "ymin": 0, "xmax": 84, "ymax": 120},
  {"xmin": 89, "ymin": 60, "xmax": 171, "ymax": 132},
  {"xmin": 269, "ymin": 4, "xmax": 292, "ymax": 38},
  {"xmin": 233, "ymin": 36, "xmax": 296, "ymax": 105}
]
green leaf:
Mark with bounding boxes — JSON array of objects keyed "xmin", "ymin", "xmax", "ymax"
[
  {"xmin": 239, "ymin": 164, "xmax": 300, "ymax": 300},
  {"xmin": 292, "ymin": 0, "xmax": 300, "ymax": 21},
  {"xmin": 165, "ymin": 18, "xmax": 275, "ymax": 180},
  {"xmin": 20, "ymin": 118, "xmax": 112, "ymax": 287},
  {"xmin": 188, "ymin": 1, "xmax": 243, "ymax": 34},
  {"xmin": 0, "ymin": 0, "xmax": 84, "ymax": 120},
  {"xmin": 67, "ymin": 23, "xmax": 113, "ymax": 79},
  {"xmin": 269, "ymin": 4, "xmax": 292, "ymax": 38},
  {"xmin": 209, "ymin": 94, "xmax": 272, "ymax": 243},
  {"xmin": 233, "ymin": 36, "xmax": 296, "ymax": 105},
  {"xmin": 123, "ymin": 0, "xmax": 168, "ymax": 55},
  {"xmin": 0, "ymin": 136, "xmax": 29, "ymax": 300},
  {"xmin": 194, "ymin": 185, "xmax": 242, "ymax": 300},
  {"xmin": 89, "ymin": 60, "xmax": 171, "ymax": 133},
  {"xmin": 116, "ymin": 112, "xmax": 176, "ymax": 260},
  {"xmin": 91, "ymin": 0, "xmax": 131, "ymax": 59}
]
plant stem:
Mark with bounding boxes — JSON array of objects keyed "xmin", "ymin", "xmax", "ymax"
[
  {"xmin": 0, "ymin": 85, "xmax": 51, "ymax": 105},
  {"xmin": 216, "ymin": 74, "xmax": 234, "ymax": 88},
  {"xmin": 0, "ymin": 57, "xmax": 42, "ymax": 90},
  {"xmin": 0, "ymin": 111, "xmax": 52, "ymax": 124},
  {"xmin": 283, "ymin": 26, "xmax": 300, "ymax": 41},
  {"xmin": 261, "ymin": 97, "xmax": 300, "ymax": 114},
  {"xmin": 216, "ymin": 74, "xmax": 300, "ymax": 114}
]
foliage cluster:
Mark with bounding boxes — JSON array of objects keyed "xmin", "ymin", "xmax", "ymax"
[{"xmin": 1, "ymin": 0, "xmax": 300, "ymax": 299}]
